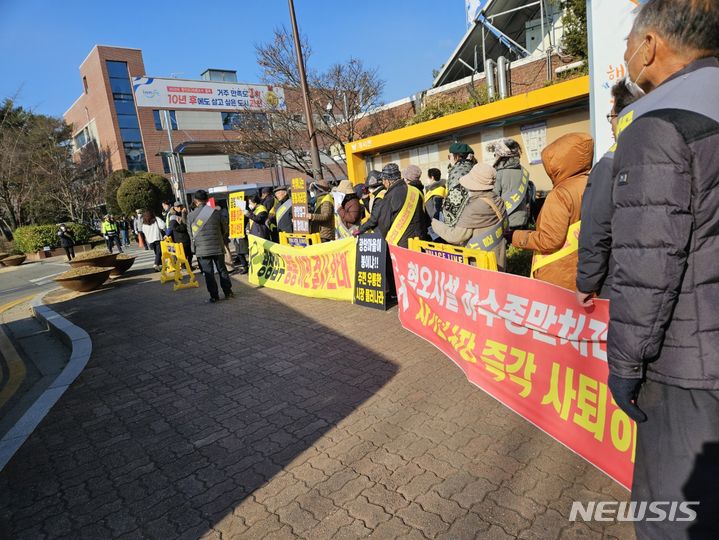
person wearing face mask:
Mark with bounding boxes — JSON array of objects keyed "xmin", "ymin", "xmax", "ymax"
[
  {"xmin": 188, "ymin": 189, "xmax": 234, "ymax": 303},
  {"xmin": 601, "ymin": 2, "xmax": 719, "ymax": 538},
  {"xmin": 308, "ymin": 179, "xmax": 335, "ymax": 242},
  {"xmin": 244, "ymin": 194, "xmax": 271, "ymax": 240},
  {"xmin": 442, "ymin": 142, "xmax": 477, "ymax": 227},
  {"xmin": 575, "ymin": 80, "xmax": 638, "ymax": 306},
  {"xmin": 355, "ymin": 171, "xmax": 385, "ymax": 235},
  {"xmin": 57, "ymin": 224, "xmax": 75, "ymax": 261}
]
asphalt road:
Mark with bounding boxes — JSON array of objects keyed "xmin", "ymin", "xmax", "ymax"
[{"xmin": 0, "ymin": 247, "xmax": 156, "ymax": 305}]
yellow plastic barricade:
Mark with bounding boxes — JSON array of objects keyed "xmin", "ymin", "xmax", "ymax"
[
  {"xmin": 279, "ymin": 232, "xmax": 322, "ymax": 248},
  {"xmin": 160, "ymin": 240, "xmax": 199, "ymax": 290},
  {"xmin": 408, "ymin": 238, "xmax": 497, "ymax": 271}
]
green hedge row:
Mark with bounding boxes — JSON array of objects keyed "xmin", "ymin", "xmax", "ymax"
[{"xmin": 13, "ymin": 223, "xmax": 92, "ymax": 253}]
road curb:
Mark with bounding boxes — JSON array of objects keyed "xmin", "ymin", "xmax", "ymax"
[{"xmin": 0, "ymin": 289, "xmax": 92, "ymax": 471}]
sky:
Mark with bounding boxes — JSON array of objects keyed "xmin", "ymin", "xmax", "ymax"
[{"xmin": 0, "ymin": 0, "xmax": 467, "ymax": 118}]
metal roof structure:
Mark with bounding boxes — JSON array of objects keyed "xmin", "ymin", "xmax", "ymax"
[{"xmin": 432, "ymin": 0, "xmax": 557, "ymax": 88}]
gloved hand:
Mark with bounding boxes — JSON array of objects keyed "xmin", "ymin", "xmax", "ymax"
[
  {"xmin": 502, "ymin": 229, "xmax": 514, "ymax": 245},
  {"xmin": 608, "ymin": 374, "xmax": 647, "ymax": 423},
  {"xmin": 352, "ymin": 229, "xmax": 361, "ymax": 237}
]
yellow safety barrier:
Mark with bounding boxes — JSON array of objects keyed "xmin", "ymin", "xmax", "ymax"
[
  {"xmin": 279, "ymin": 232, "xmax": 322, "ymax": 247},
  {"xmin": 408, "ymin": 238, "xmax": 498, "ymax": 271},
  {"xmin": 160, "ymin": 240, "xmax": 199, "ymax": 290}
]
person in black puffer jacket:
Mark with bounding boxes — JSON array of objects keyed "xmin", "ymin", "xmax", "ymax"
[{"xmin": 606, "ymin": 2, "xmax": 719, "ymax": 538}]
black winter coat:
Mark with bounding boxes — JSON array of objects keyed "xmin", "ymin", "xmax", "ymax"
[
  {"xmin": 375, "ymin": 181, "xmax": 428, "ymax": 248},
  {"xmin": 609, "ymin": 57, "xmax": 719, "ymax": 390},
  {"xmin": 576, "ymin": 155, "xmax": 614, "ymax": 297}
]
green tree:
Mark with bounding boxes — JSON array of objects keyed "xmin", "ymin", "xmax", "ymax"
[
  {"xmin": 138, "ymin": 172, "xmax": 173, "ymax": 205},
  {"xmin": 104, "ymin": 169, "xmax": 132, "ymax": 215},
  {"xmin": 116, "ymin": 176, "xmax": 158, "ymax": 216},
  {"xmin": 557, "ymin": 0, "xmax": 588, "ymax": 60}
]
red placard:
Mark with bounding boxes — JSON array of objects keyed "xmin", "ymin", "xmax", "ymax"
[{"xmin": 389, "ymin": 246, "xmax": 635, "ymax": 489}]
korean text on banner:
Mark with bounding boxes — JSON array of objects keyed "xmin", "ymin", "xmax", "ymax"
[
  {"xmin": 389, "ymin": 246, "xmax": 635, "ymax": 489},
  {"xmin": 248, "ymin": 235, "xmax": 357, "ymax": 302},
  {"xmin": 229, "ymin": 192, "xmax": 245, "ymax": 239}
]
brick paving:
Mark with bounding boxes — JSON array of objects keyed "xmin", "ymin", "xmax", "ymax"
[{"xmin": 0, "ymin": 271, "xmax": 634, "ymax": 539}]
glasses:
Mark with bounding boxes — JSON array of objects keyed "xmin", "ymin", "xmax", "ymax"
[{"xmin": 606, "ymin": 113, "xmax": 618, "ymax": 122}]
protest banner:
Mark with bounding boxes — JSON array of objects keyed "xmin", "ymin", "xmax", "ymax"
[
  {"xmin": 389, "ymin": 245, "xmax": 634, "ymax": 489},
  {"xmin": 248, "ymin": 235, "xmax": 357, "ymax": 302},
  {"xmin": 228, "ymin": 191, "xmax": 245, "ymax": 239},
  {"xmin": 290, "ymin": 177, "xmax": 310, "ymax": 234},
  {"xmin": 354, "ymin": 233, "xmax": 388, "ymax": 310}
]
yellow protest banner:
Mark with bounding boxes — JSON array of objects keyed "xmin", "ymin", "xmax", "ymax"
[
  {"xmin": 229, "ymin": 191, "xmax": 245, "ymax": 239},
  {"xmin": 248, "ymin": 235, "xmax": 357, "ymax": 302}
]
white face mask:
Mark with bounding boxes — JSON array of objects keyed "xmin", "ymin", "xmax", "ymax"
[
  {"xmin": 625, "ymin": 40, "xmax": 648, "ymax": 98},
  {"xmin": 310, "ymin": 190, "xmax": 316, "ymax": 198}
]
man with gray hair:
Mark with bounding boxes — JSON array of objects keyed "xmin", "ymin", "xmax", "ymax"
[{"xmin": 606, "ymin": 1, "xmax": 719, "ymax": 537}]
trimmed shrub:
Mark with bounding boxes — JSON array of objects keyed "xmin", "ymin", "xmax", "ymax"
[
  {"xmin": 13, "ymin": 223, "xmax": 91, "ymax": 253},
  {"xmin": 117, "ymin": 176, "xmax": 158, "ymax": 215},
  {"xmin": 105, "ymin": 169, "xmax": 133, "ymax": 215},
  {"xmin": 142, "ymin": 173, "xmax": 174, "ymax": 205}
]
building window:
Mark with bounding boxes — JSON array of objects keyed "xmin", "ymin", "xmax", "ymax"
[
  {"xmin": 83, "ymin": 76, "xmax": 88, "ymax": 94},
  {"xmin": 221, "ymin": 112, "xmax": 268, "ymax": 131},
  {"xmin": 161, "ymin": 154, "xmax": 185, "ymax": 174},
  {"xmin": 107, "ymin": 60, "xmax": 147, "ymax": 172},
  {"xmin": 153, "ymin": 109, "xmax": 177, "ymax": 131},
  {"xmin": 229, "ymin": 154, "xmax": 270, "ymax": 170}
]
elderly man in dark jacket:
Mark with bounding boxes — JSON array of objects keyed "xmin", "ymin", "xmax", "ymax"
[
  {"xmin": 371, "ymin": 163, "xmax": 427, "ymax": 248},
  {"xmin": 188, "ymin": 189, "xmax": 233, "ymax": 303},
  {"xmin": 607, "ymin": 2, "xmax": 719, "ymax": 538}
]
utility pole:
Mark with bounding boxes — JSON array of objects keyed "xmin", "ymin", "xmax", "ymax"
[
  {"xmin": 287, "ymin": 0, "xmax": 323, "ymax": 180},
  {"xmin": 162, "ymin": 109, "xmax": 187, "ymax": 204}
]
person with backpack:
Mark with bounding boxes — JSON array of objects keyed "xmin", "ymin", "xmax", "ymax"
[{"xmin": 491, "ymin": 138, "xmax": 532, "ymax": 230}]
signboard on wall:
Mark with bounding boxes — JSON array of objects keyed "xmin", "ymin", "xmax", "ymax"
[
  {"xmin": 132, "ymin": 77, "xmax": 286, "ymax": 111},
  {"xmin": 588, "ymin": 0, "xmax": 645, "ymax": 157},
  {"xmin": 520, "ymin": 122, "xmax": 547, "ymax": 165}
]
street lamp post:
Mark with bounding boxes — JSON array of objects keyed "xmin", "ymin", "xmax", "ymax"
[
  {"xmin": 162, "ymin": 109, "xmax": 188, "ymax": 204},
  {"xmin": 287, "ymin": 0, "xmax": 323, "ymax": 181}
]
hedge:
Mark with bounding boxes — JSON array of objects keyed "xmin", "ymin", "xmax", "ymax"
[
  {"xmin": 117, "ymin": 177, "xmax": 158, "ymax": 216},
  {"xmin": 13, "ymin": 223, "xmax": 91, "ymax": 253},
  {"xmin": 506, "ymin": 246, "xmax": 532, "ymax": 277}
]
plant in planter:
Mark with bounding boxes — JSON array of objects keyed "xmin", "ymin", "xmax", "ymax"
[
  {"xmin": 54, "ymin": 266, "xmax": 114, "ymax": 292},
  {"xmin": 69, "ymin": 249, "xmax": 118, "ymax": 268},
  {"xmin": 110, "ymin": 253, "xmax": 136, "ymax": 276},
  {"xmin": 1, "ymin": 254, "xmax": 26, "ymax": 266}
]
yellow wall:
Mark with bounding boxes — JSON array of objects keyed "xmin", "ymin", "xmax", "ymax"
[{"xmin": 346, "ymin": 76, "xmax": 591, "ymax": 192}]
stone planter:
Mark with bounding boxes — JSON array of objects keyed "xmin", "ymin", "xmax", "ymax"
[
  {"xmin": 1, "ymin": 255, "xmax": 26, "ymax": 266},
  {"xmin": 69, "ymin": 252, "xmax": 118, "ymax": 269},
  {"xmin": 110, "ymin": 256, "xmax": 136, "ymax": 277},
  {"xmin": 55, "ymin": 267, "xmax": 113, "ymax": 292}
]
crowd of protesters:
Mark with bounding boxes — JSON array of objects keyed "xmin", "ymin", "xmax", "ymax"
[{"xmin": 71, "ymin": 2, "xmax": 716, "ymax": 535}]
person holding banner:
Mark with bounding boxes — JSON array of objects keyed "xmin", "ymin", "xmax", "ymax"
[
  {"xmin": 355, "ymin": 172, "xmax": 385, "ymax": 236},
  {"xmin": 189, "ymin": 189, "xmax": 234, "ymax": 303},
  {"xmin": 244, "ymin": 195, "xmax": 271, "ymax": 240},
  {"xmin": 605, "ymin": 1, "xmax": 719, "ymax": 537},
  {"xmin": 308, "ymin": 179, "xmax": 335, "ymax": 242},
  {"xmin": 270, "ymin": 185, "xmax": 293, "ymax": 237},
  {"xmin": 369, "ymin": 163, "xmax": 427, "ymax": 248},
  {"xmin": 431, "ymin": 163, "xmax": 508, "ymax": 270},
  {"xmin": 442, "ymin": 142, "xmax": 476, "ymax": 227},
  {"xmin": 576, "ymin": 80, "xmax": 638, "ymax": 304},
  {"xmin": 335, "ymin": 180, "xmax": 362, "ymax": 237},
  {"xmin": 506, "ymin": 132, "xmax": 593, "ymax": 291}
]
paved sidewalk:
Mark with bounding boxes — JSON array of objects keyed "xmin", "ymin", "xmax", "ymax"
[{"xmin": 0, "ymin": 270, "xmax": 633, "ymax": 539}]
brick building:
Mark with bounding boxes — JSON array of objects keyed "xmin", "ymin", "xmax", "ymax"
[{"xmin": 63, "ymin": 45, "xmax": 346, "ymax": 194}]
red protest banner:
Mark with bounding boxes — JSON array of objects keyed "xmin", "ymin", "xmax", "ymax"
[{"xmin": 389, "ymin": 245, "xmax": 635, "ymax": 490}]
